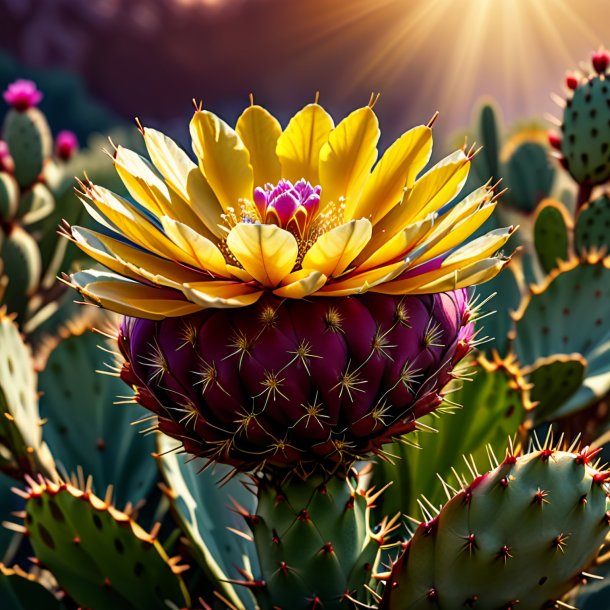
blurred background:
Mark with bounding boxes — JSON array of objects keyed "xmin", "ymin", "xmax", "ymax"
[{"xmin": 0, "ymin": 0, "xmax": 608, "ymax": 149}]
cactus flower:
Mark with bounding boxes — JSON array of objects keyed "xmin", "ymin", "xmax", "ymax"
[
  {"xmin": 64, "ymin": 99, "xmax": 514, "ymax": 472},
  {"xmin": 55, "ymin": 130, "xmax": 78, "ymax": 161},
  {"xmin": 3, "ymin": 79, "xmax": 43, "ymax": 111}
]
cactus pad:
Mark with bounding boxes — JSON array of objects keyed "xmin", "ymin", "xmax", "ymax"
[
  {"xmin": 0, "ymin": 173, "xmax": 18, "ymax": 221},
  {"xmin": 505, "ymin": 141, "xmax": 555, "ymax": 213},
  {"xmin": 157, "ymin": 434, "xmax": 259, "ymax": 609},
  {"xmin": 38, "ymin": 322, "xmax": 157, "ymax": 507},
  {"xmin": 561, "ymin": 72, "xmax": 610, "ymax": 186},
  {"xmin": 17, "ymin": 183, "xmax": 54, "ymax": 226},
  {"xmin": 374, "ymin": 353, "xmax": 532, "ymax": 519},
  {"xmin": 0, "ymin": 312, "xmax": 55, "ymax": 478},
  {"xmin": 513, "ymin": 257, "xmax": 610, "ymax": 417},
  {"xmin": 246, "ymin": 469, "xmax": 389, "ymax": 610},
  {"xmin": 3, "ymin": 108, "xmax": 52, "ymax": 188},
  {"xmin": 23, "ymin": 477, "xmax": 190, "ymax": 610},
  {"xmin": 379, "ymin": 444, "xmax": 610, "ymax": 610},
  {"xmin": 0, "ymin": 564, "xmax": 63, "ymax": 610},
  {"xmin": 524, "ymin": 354, "xmax": 587, "ymax": 422},
  {"xmin": 574, "ymin": 194, "xmax": 610, "ymax": 254},
  {"xmin": 533, "ymin": 200, "xmax": 571, "ymax": 274}
]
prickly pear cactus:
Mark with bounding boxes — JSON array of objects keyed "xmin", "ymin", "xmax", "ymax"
[
  {"xmin": 19, "ymin": 477, "xmax": 190, "ymax": 610},
  {"xmin": 574, "ymin": 194, "xmax": 610, "ymax": 254},
  {"xmin": 378, "ymin": 443, "xmax": 610, "ymax": 610}
]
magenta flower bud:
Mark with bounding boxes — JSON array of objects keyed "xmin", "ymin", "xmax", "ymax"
[
  {"xmin": 266, "ymin": 191, "xmax": 300, "ymax": 225},
  {"xmin": 592, "ymin": 49, "xmax": 610, "ymax": 75},
  {"xmin": 3, "ymin": 79, "xmax": 43, "ymax": 111},
  {"xmin": 55, "ymin": 130, "xmax": 78, "ymax": 161}
]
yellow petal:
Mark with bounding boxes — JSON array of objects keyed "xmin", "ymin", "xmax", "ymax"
[
  {"xmin": 276, "ymin": 103, "xmax": 334, "ymax": 184},
  {"xmin": 182, "ymin": 281, "xmax": 263, "ymax": 308},
  {"xmin": 317, "ymin": 260, "xmax": 407, "ymax": 297},
  {"xmin": 347, "ymin": 125, "xmax": 432, "ymax": 223},
  {"xmin": 71, "ymin": 270, "xmax": 201, "ymax": 319},
  {"xmin": 354, "ymin": 213, "xmax": 437, "ymax": 272},
  {"xmin": 160, "ymin": 216, "xmax": 230, "ymax": 277},
  {"xmin": 273, "ymin": 269, "xmax": 327, "ymax": 298},
  {"xmin": 319, "ymin": 106, "xmax": 379, "ymax": 212},
  {"xmin": 387, "ymin": 258, "xmax": 509, "ymax": 294},
  {"xmin": 236, "ymin": 105, "xmax": 282, "ymax": 187},
  {"xmin": 373, "ymin": 151, "xmax": 470, "ymax": 242},
  {"xmin": 113, "ymin": 146, "xmax": 168, "ymax": 217},
  {"xmin": 441, "ymin": 226, "xmax": 515, "ymax": 268},
  {"xmin": 70, "ymin": 226, "xmax": 207, "ymax": 288},
  {"xmin": 190, "ymin": 111, "xmax": 254, "ymax": 211},
  {"xmin": 226, "ymin": 223, "xmax": 298, "ymax": 287},
  {"xmin": 84, "ymin": 185, "xmax": 200, "ymax": 267},
  {"xmin": 143, "ymin": 127, "xmax": 225, "ymax": 238},
  {"xmin": 301, "ymin": 219, "xmax": 372, "ymax": 277},
  {"xmin": 226, "ymin": 264, "xmax": 255, "ymax": 282}
]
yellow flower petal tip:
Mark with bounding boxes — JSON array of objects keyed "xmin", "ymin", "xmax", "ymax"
[{"xmin": 65, "ymin": 101, "xmax": 514, "ymax": 319}]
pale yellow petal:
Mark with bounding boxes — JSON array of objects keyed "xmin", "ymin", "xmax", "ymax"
[
  {"xmin": 316, "ymin": 260, "xmax": 407, "ymax": 297},
  {"xmin": 382, "ymin": 258, "xmax": 509, "ymax": 295},
  {"xmin": 143, "ymin": 127, "xmax": 225, "ymax": 238},
  {"xmin": 301, "ymin": 219, "xmax": 372, "ymax": 277},
  {"xmin": 236, "ymin": 105, "xmax": 282, "ymax": 187},
  {"xmin": 190, "ymin": 110, "xmax": 254, "ymax": 211},
  {"xmin": 273, "ymin": 269, "xmax": 327, "ymax": 298},
  {"xmin": 70, "ymin": 226, "xmax": 208, "ymax": 288},
  {"xmin": 373, "ymin": 151, "xmax": 470, "ymax": 242},
  {"xmin": 347, "ymin": 125, "xmax": 432, "ymax": 223},
  {"xmin": 71, "ymin": 270, "xmax": 201, "ymax": 319},
  {"xmin": 354, "ymin": 213, "xmax": 437, "ymax": 272},
  {"xmin": 319, "ymin": 106, "xmax": 379, "ymax": 212},
  {"xmin": 84, "ymin": 185, "xmax": 200, "ymax": 266},
  {"xmin": 226, "ymin": 223, "xmax": 298, "ymax": 287},
  {"xmin": 160, "ymin": 216, "xmax": 230, "ymax": 277},
  {"xmin": 276, "ymin": 103, "xmax": 334, "ymax": 184},
  {"xmin": 226, "ymin": 264, "xmax": 255, "ymax": 282},
  {"xmin": 441, "ymin": 226, "xmax": 515, "ymax": 268},
  {"xmin": 182, "ymin": 282, "xmax": 263, "ymax": 308}
]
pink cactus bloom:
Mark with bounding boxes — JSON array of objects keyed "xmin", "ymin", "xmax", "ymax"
[
  {"xmin": 3, "ymin": 79, "xmax": 43, "ymax": 111},
  {"xmin": 55, "ymin": 130, "xmax": 79, "ymax": 161}
]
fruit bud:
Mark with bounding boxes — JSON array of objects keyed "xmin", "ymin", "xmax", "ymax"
[
  {"xmin": 55, "ymin": 131, "xmax": 78, "ymax": 161},
  {"xmin": 565, "ymin": 73, "xmax": 579, "ymax": 90},
  {"xmin": 592, "ymin": 49, "xmax": 610, "ymax": 75},
  {"xmin": 548, "ymin": 132, "xmax": 562, "ymax": 151}
]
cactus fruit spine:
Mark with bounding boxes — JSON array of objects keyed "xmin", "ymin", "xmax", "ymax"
[{"xmin": 378, "ymin": 442, "xmax": 610, "ymax": 610}]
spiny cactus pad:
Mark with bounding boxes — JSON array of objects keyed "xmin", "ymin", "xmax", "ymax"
[
  {"xmin": 0, "ymin": 312, "xmax": 55, "ymax": 478},
  {"xmin": 0, "ymin": 564, "xmax": 63, "ymax": 610},
  {"xmin": 512, "ymin": 257, "xmax": 610, "ymax": 418},
  {"xmin": 38, "ymin": 324, "xmax": 157, "ymax": 507},
  {"xmin": 0, "ymin": 173, "xmax": 18, "ymax": 221},
  {"xmin": 243, "ymin": 469, "xmax": 391, "ymax": 610},
  {"xmin": 574, "ymin": 194, "xmax": 610, "ymax": 254},
  {"xmin": 16, "ymin": 183, "xmax": 54, "ymax": 227},
  {"xmin": 157, "ymin": 434, "xmax": 259, "ymax": 609},
  {"xmin": 378, "ymin": 445, "xmax": 610, "ymax": 610},
  {"xmin": 560, "ymin": 65, "xmax": 610, "ymax": 186},
  {"xmin": 21, "ymin": 477, "xmax": 190, "ymax": 610},
  {"xmin": 3, "ymin": 108, "xmax": 52, "ymax": 188},
  {"xmin": 524, "ymin": 354, "xmax": 587, "ymax": 422},
  {"xmin": 505, "ymin": 141, "xmax": 555, "ymax": 213},
  {"xmin": 533, "ymin": 200, "xmax": 571, "ymax": 274},
  {"xmin": 374, "ymin": 353, "xmax": 532, "ymax": 519}
]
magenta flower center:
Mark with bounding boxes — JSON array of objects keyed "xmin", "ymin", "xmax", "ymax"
[
  {"xmin": 3, "ymin": 79, "xmax": 43, "ymax": 112},
  {"xmin": 55, "ymin": 130, "xmax": 79, "ymax": 161},
  {"xmin": 253, "ymin": 179, "xmax": 321, "ymax": 235}
]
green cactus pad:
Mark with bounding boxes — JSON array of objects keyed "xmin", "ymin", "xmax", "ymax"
[
  {"xmin": 505, "ymin": 141, "xmax": 555, "ymax": 213},
  {"xmin": 525, "ymin": 354, "xmax": 587, "ymax": 422},
  {"xmin": 478, "ymin": 103, "xmax": 501, "ymax": 182},
  {"xmin": 0, "ymin": 225, "xmax": 41, "ymax": 321},
  {"xmin": 0, "ymin": 564, "xmax": 63, "ymax": 610},
  {"xmin": 379, "ymin": 446, "xmax": 610, "ymax": 610},
  {"xmin": 38, "ymin": 322, "xmax": 157, "ymax": 507},
  {"xmin": 513, "ymin": 258, "xmax": 610, "ymax": 418},
  {"xmin": 23, "ymin": 478, "xmax": 190, "ymax": 610},
  {"xmin": 374, "ymin": 353, "xmax": 532, "ymax": 519},
  {"xmin": 248, "ymin": 470, "xmax": 387, "ymax": 610},
  {"xmin": 574, "ymin": 194, "xmax": 610, "ymax": 254},
  {"xmin": 561, "ymin": 74, "xmax": 610, "ymax": 185},
  {"xmin": 0, "ymin": 312, "xmax": 55, "ymax": 479},
  {"xmin": 0, "ymin": 173, "xmax": 18, "ymax": 221},
  {"xmin": 157, "ymin": 434, "xmax": 258, "ymax": 610},
  {"xmin": 533, "ymin": 200, "xmax": 571, "ymax": 274},
  {"xmin": 3, "ymin": 108, "xmax": 52, "ymax": 188},
  {"xmin": 17, "ymin": 183, "xmax": 54, "ymax": 226}
]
